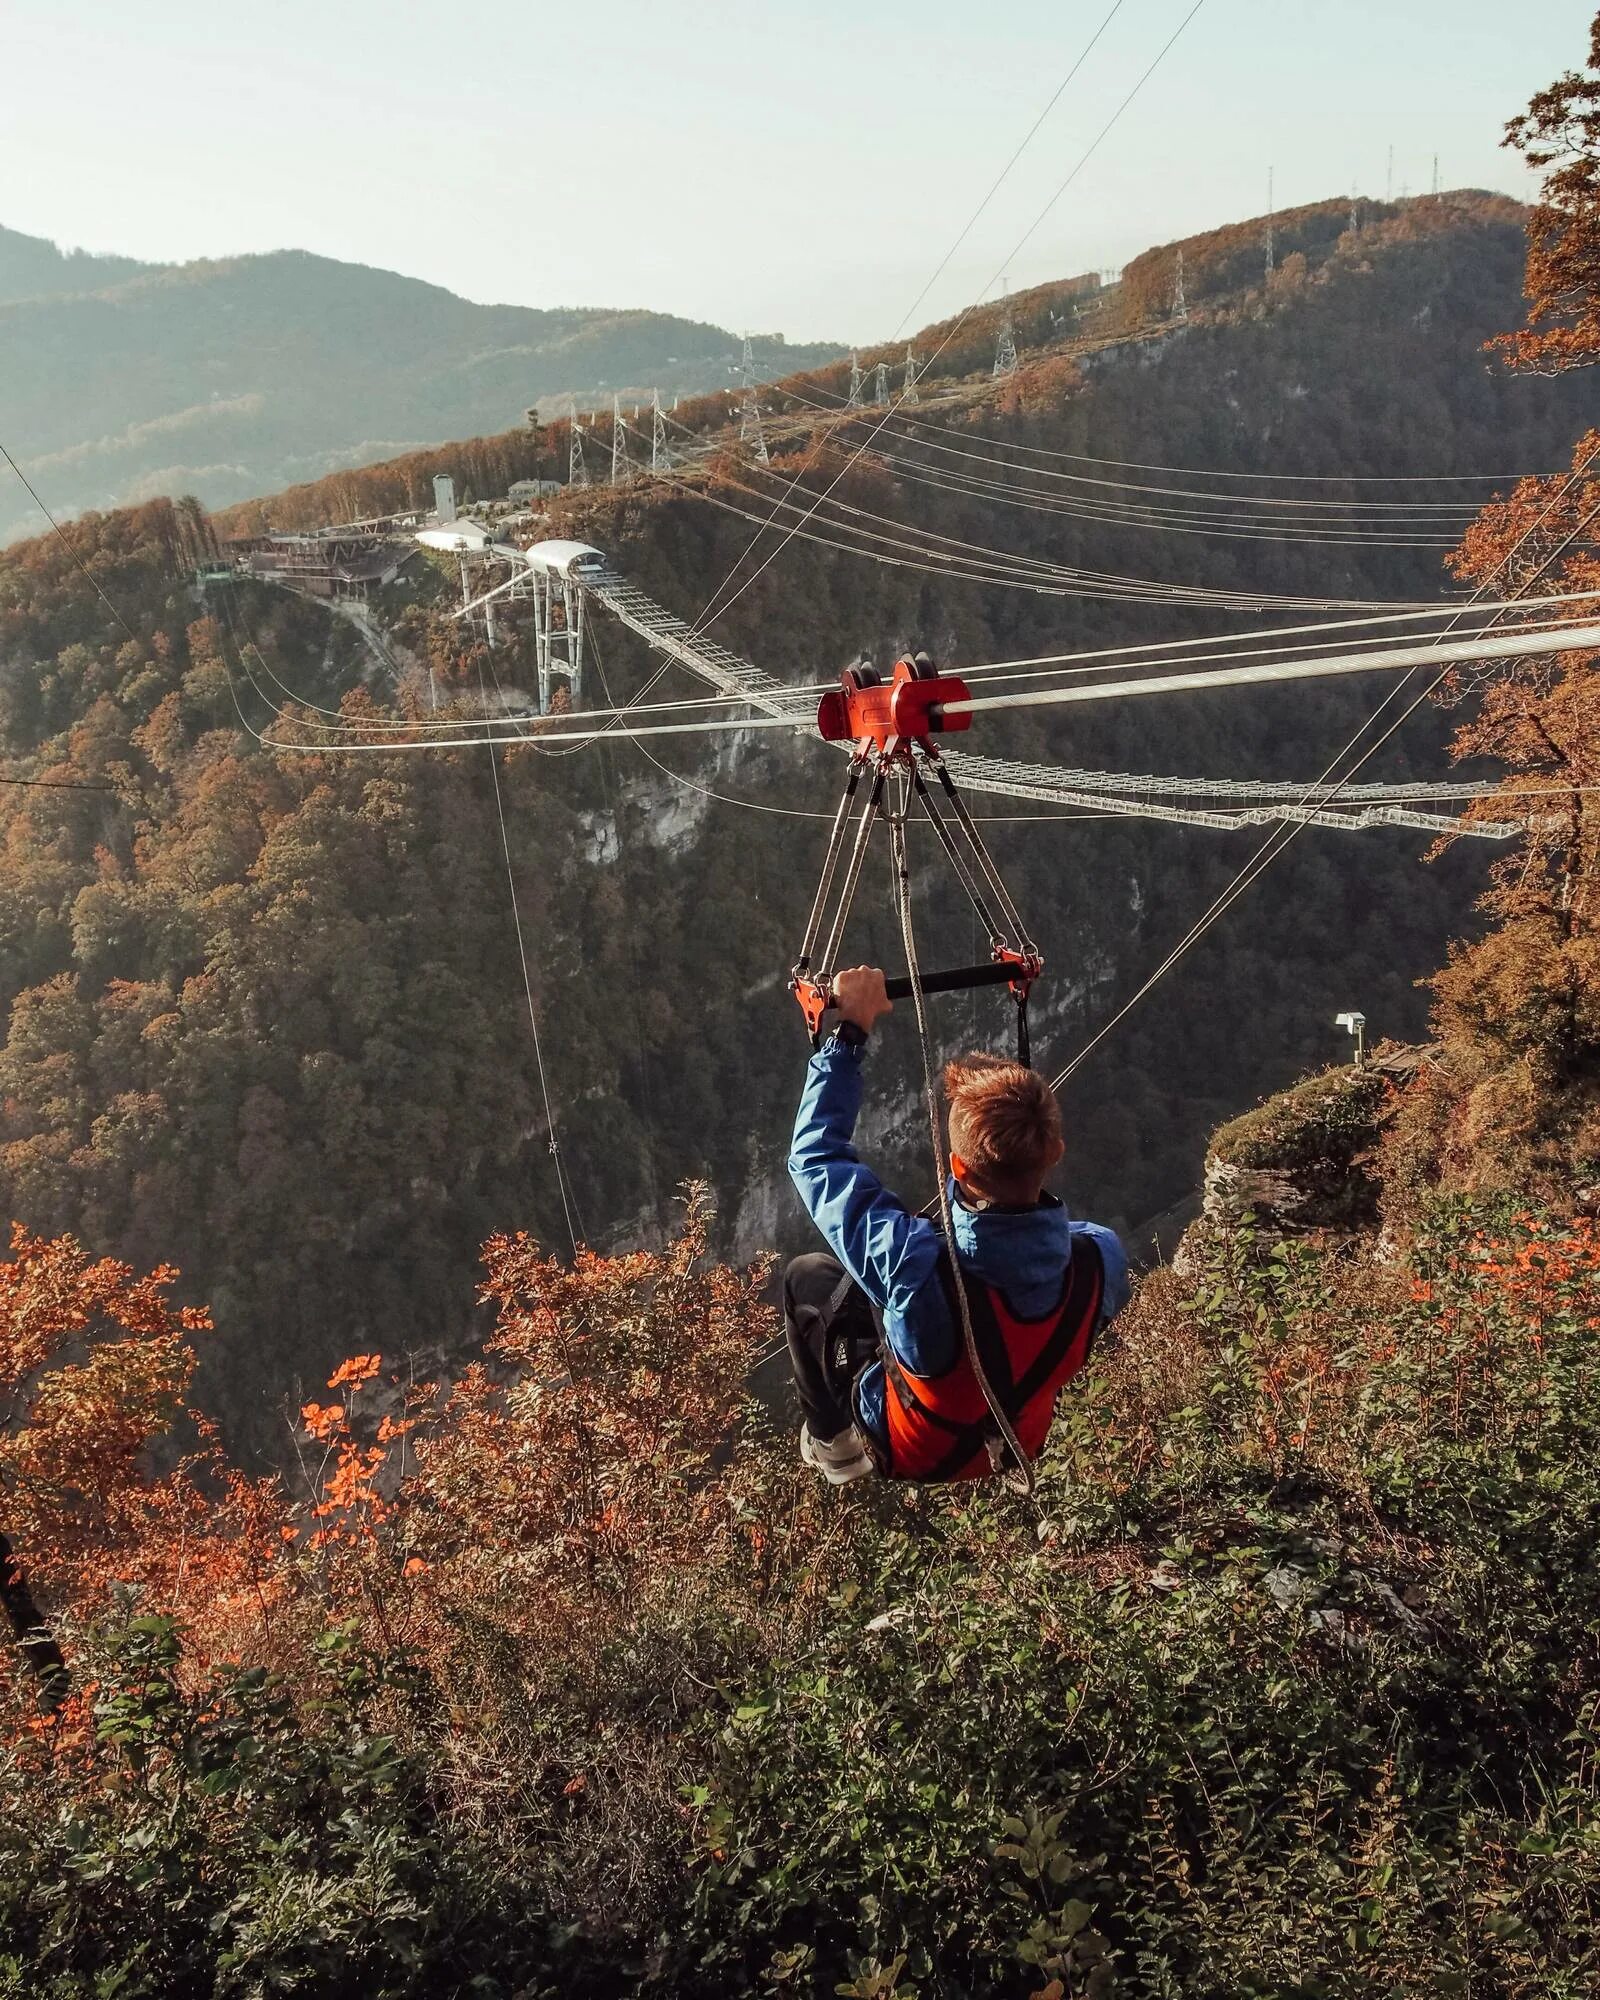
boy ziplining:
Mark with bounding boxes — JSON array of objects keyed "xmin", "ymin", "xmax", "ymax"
[{"xmin": 785, "ymin": 965, "xmax": 1129, "ymax": 1484}]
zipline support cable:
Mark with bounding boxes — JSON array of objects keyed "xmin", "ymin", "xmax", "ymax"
[{"xmin": 791, "ymin": 655, "xmax": 1043, "ymax": 1055}]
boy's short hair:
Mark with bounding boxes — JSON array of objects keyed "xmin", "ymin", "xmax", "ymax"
[{"xmin": 942, "ymin": 1053, "xmax": 1062, "ymax": 1185}]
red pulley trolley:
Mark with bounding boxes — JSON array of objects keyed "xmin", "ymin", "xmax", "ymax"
[{"xmin": 789, "ymin": 652, "xmax": 1044, "ymax": 1063}]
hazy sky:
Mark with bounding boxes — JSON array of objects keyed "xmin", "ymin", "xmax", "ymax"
[{"xmin": 3, "ymin": 1, "xmax": 1588, "ymax": 343}]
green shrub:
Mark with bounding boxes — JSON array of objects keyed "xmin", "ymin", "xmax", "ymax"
[
  {"xmin": 0, "ymin": 1619, "xmax": 563, "ymax": 1998},
  {"xmin": 668, "ymin": 1197, "xmax": 1600, "ymax": 1997}
]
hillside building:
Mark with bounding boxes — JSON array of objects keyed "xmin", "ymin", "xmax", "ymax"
[{"xmin": 226, "ymin": 533, "xmax": 414, "ymax": 602}]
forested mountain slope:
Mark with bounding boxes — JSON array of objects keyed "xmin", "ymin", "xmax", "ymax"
[
  {"xmin": 0, "ymin": 192, "xmax": 1589, "ymax": 1451},
  {"xmin": 0, "ymin": 222, "xmax": 842, "ymax": 548},
  {"xmin": 0, "ymin": 223, "xmax": 150, "ymax": 303}
]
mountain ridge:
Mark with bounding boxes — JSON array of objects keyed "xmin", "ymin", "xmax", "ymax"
[{"xmin": 0, "ymin": 222, "xmax": 845, "ymax": 545}]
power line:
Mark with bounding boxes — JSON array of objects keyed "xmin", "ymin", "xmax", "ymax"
[
  {"xmin": 838, "ymin": 403, "xmax": 1497, "ymax": 509},
  {"xmin": 1, "ymin": 434, "xmax": 291, "ymax": 759},
  {"xmin": 841, "ymin": 394, "xmax": 1542, "ymax": 486},
  {"xmin": 893, "ymin": 0, "xmax": 1129, "ymax": 339},
  {"xmin": 687, "ymin": 0, "xmax": 1209, "ymax": 640},
  {"xmin": 684, "ymin": 0, "xmax": 1130, "ymax": 637},
  {"xmin": 626, "ymin": 404, "xmax": 1469, "ymax": 599},
  {"xmin": 858, "ymin": 451, "xmax": 1469, "ymax": 549},
  {"xmin": 1, "ymin": 436, "xmax": 147, "ymax": 647},
  {"xmin": 851, "ymin": 433, "xmax": 1485, "ymax": 526},
  {"xmin": 677, "ymin": 460, "xmax": 1429, "ymax": 613},
  {"xmin": 1047, "ymin": 448, "xmax": 1600, "ymax": 1088},
  {"xmin": 0, "ymin": 771, "xmax": 118, "ymax": 793}
]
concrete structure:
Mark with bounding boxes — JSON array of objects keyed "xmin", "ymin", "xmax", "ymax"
[
  {"xmin": 227, "ymin": 534, "xmax": 413, "ymax": 602},
  {"xmin": 415, "ymin": 519, "xmax": 496, "ymax": 554}
]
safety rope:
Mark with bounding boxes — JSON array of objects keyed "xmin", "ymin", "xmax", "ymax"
[
  {"xmin": 889, "ymin": 785, "xmax": 1034, "ymax": 1497},
  {"xmin": 474, "ymin": 659, "xmax": 582, "ymax": 1256}
]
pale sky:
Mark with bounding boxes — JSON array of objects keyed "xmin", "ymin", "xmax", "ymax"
[{"xmin": 2, "ymin": 0, "xmax": 1588, "ymax": 344}]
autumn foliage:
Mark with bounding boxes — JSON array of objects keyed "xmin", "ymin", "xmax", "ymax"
[
  {"xmin": 8, "ymin": 21, "xmax": 1600, "ymax": 1995},
  {"xmin": 1387, "ymin": 17, "xmax": 1600, "ymax": 1202},
  {"xmin": 5, "ymin": 1173, "xmax": 1600, "ymax": 1991},
  {"xmin": 0, "ymin": 1225, "xmax": 207, "ymax": 1596},
  {"xmin": 1492, "ymin": 12, "xmax": 1600, "ymax": 375}
]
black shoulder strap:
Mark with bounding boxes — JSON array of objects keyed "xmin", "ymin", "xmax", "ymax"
[
  {"xmin": 925, "ymin": 1241, "xmax": 1104, "ymax": 1482},
  {"xmin": 879, "ymin": 1238, "xmax": 1107, "ymax": 1482},
  {"xmin": 1003, "ymin": 1235, "xmax": 1105, "ymax": 1415}
]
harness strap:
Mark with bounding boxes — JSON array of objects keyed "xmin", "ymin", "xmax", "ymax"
[
  {"xmin": 922, "ymin": 1260, "xmax": 1083, "ymax": 1482},
  {"xmin": 880, "ymin": 1239, "xmax": 1106, "ymax": 1482},
  {"xmin": 889, "ymin": 795, "xmax": 1036, "ymax": 1492},
  {"xmin": 825, "ymin": 1267, "xmax": 857, "ymax": 1321}
]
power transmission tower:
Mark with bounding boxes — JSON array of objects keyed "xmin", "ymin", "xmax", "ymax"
[
  {"xmin": 611, "ymin": 395, "xmax": 632, "ymax": 483},
  {"xmin": 1172, "ymin": 246, "xmax": 1188, "ymax": 323},
  {"xmin": 1386, "ymin": 145, "xmax": 1394, "ymax": 202},
  {"xmin": 993, "ymin": 285, "xmax": 1018, "ymax": 378},
  {"xmin": 847, "ymin": 350, "xmax": 863, "ymax": 408},
  {"xmin": 1349, "ymin": 183, "xmax": 1360, "ymax": 234},
  {"xmin": 875, "ymin": 360, "xmax": 889, "ymax": 405},
  {"xmin": 738, "ymin": 333, "xmax": 769, "ymax": 462},
  {"xmin": 651, "ymin": 387, "xmax": 670, "ymax": 474},
  {"xmin": 903, "ymin": 346, "xmax": 920, "ymax": 403},
  {"xmin": 1431, "ymin": 153, "xmax": 1439, "ymax": 196},
  {"xmin": 568, "ymin": 407, "xmax": 588, "ymax": 488},
  {"xmin": 1264, "ymin": 167, "xmax": 1275, "ymax": 280}
]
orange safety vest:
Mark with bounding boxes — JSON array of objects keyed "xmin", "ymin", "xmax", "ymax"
[{"xmin": 879, "ymin": 1238, "xmax": 1105, "ymax": 1482}]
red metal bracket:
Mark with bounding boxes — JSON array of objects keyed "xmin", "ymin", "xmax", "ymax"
[
  {"xmin": 816, "ymin": 655, "xmax": 971, "ymax": 756},
  {"xmin": 993, "ymin": 944, "xmax": 1044, "ymax": 1001},
  {"xmin": 792, "ymin": 974, "xmax": 833, "ymax": 1040}
]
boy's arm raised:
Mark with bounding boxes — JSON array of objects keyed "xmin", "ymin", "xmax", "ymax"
[{"xmin": 787, "ymin": 967, "xmax": 940, "ymax": 1315}]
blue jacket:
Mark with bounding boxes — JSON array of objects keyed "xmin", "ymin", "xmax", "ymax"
[{"xmin": 788, "ymin": 1031, "xmax": 1130, "ymax": 1448}]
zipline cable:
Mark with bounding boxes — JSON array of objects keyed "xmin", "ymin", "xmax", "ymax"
[
  {"xmin": 681, "ymin": 0, "xmax": 1131, "ymax": 639},
  {"xmin": 473, "ymin": 656, "xmax": 583, "ymax": 1255},
  {"xmin": 1047, "ymin": 447, "xmax": 1600, "ymax": 1089},
  {"xmin": 961, "ymin": 609, "xmax": 1600, "ymax": 693},
  {"xmin": 267, "ymin": 614, "xmax": 1600, "ymax": 753},
  {"xmin": 944, "ymin": 619, "xmax": 1600, "ymax": 716},
  {"xmin": 586, "ymin": 628, "xmax": 669, "ymax": 1232},
  {"xmin": 0, "ymin": 438, "xmax": 147, "ymax": 648},
  {"xmin": 688, "ymin": 0, "xmax": 1210, "ymax": 639},
  {"xmin": 958, "ymin": 590, "xmax": 1600, "ymax": 680}
]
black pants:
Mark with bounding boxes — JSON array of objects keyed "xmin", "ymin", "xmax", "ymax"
[{"xmin": 783, "ymin": 1254, "xmax": 881, "ymax": 1442}]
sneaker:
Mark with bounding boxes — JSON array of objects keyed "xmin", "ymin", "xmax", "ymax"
[{"xmin": 799, "ymin": 1422, "xmax": 873, "ymax": 1485}]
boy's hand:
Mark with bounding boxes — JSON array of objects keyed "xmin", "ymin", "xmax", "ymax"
[{"xmin": 833, "ymin": 966, "xmax": 893, "ymax": 1034}]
